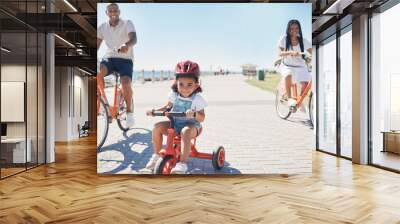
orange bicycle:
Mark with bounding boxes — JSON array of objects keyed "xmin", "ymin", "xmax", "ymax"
[
  {"xmin": 274, "ymin": 53, "xmax": 314, "ymax": 127},
  {"xmin": 97, "ymin": 71, "xmax": 133, "ymax": 150}
]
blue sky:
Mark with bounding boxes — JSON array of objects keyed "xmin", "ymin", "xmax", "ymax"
[{"xmin": 98, "ymin": 3, "xmax": 311, "ymax": 71}]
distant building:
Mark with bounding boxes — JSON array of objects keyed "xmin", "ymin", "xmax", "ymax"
[{"xmin": 241, "ymin": 64, "xmax": 257, "ymax": 77}]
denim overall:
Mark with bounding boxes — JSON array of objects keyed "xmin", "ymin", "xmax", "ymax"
[{"xmin": 171, "ymin": 93, "xmax": 201, "ymax": 134}]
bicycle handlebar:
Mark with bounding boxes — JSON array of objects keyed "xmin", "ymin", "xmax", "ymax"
[
  {"xmin": 112, "ymin": 48, "xmax": 121, "ymax": 53},
  {"xmin": 281, "ymin": 51, "xmax": 309, "ymax": 57},
  {"xmin": 274, "ymin": 51, "xmax": 312, "ymax": 68}
]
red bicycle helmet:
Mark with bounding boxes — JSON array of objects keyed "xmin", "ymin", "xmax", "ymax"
[{"xmin": 175, "ymin": 60, "xmax": 200, "ymax": 79}]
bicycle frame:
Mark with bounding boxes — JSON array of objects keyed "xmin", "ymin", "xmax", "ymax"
[
  {"xmin": 291, "ymin": 80, "xmax": 312, "ymax": 109},
  {"xmin": 97, "ymin": 73, "xmax": 123, "ymax": 120}
]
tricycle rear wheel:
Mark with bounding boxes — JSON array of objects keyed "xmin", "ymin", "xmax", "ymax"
[{"xmin": 212, "ymin": 146, "xmax": 225, "ymax": 170}]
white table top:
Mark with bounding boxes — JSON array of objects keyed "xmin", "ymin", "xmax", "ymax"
[{"xmin": 1, "ymin": 138, "xmax": 29, "ymax": 143}]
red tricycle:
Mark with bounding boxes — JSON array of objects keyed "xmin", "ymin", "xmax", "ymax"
[{"xmin": 150, "ymin": 111, "xmax": 225, "ymax": 174}]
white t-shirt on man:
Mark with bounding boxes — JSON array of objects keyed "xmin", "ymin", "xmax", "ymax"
[
  {"xmin": 168, "ymin": 92, "xmax": 208, "ymax": 111},
  {"xmin": 277, "ymin": 35, "xmax": 311, "ymax": 67},
  {"xmin": 97, "ymin": 19, "xmax": 136, "ymax": 60}
]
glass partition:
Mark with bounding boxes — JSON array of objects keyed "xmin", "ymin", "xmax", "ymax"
[
  {"xmin": 339, "ymin": 27, "xmax": 352, "ymax": 158},
  {"xmin": 0, "ymin": 1, "xmax": 46, "ymax": 179},
  {"xmin": 371, "ymin": 3, "xmax": 400, "ymax": 171},
  {"xmin": 317, "ymin": 35, "xmax": 337, "ymax": 154}
]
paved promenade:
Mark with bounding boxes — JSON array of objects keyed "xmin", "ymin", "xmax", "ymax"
[{"xmin": 97, "ymin": 75, "xmax": 313, "ymax": 174}]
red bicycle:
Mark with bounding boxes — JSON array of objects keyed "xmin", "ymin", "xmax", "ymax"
[
  {"xmin": 150, "ymin": 111, "xmax": 225, "ymax": 174},
  {"xmin": 97, "ymin": 72, "xmax": 133, "ymax": 150}
]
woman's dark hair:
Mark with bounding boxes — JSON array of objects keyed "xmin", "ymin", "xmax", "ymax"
[
  {"xmin": 171, "ymin": 76, "xmax": 202, "ymax": 96},
  {"xmin": 285, "ymin": 19, "xmax": 305, "ymax": 60}
]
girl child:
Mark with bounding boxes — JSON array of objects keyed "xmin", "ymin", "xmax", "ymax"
[{"xmin": 145, "ymin": 60, "xmax": 207, "ymax": 174}]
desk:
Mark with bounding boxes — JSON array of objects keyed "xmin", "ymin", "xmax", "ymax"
[
  {"xmin": 382, "ymin": 131, "xmax": 400, "ymax": 154},
  {"xmin": 1, "ymin": 138, "xmax": 31, "ymax": 163}
]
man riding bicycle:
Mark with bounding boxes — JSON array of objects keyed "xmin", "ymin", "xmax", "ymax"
[{"xmin": 97, "ymin": 3, "xmax": 137, "ymax": 127}]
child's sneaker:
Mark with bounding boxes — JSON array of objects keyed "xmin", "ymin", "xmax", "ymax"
[
  {"xmin": 170, "ymin": 162, "xmax": 188, "ymax": 174},
  {"xmin": 145, "ymin": 153, "xmax": 160, "ymax": 170}
]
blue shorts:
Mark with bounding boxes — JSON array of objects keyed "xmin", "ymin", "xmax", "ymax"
[
  {"xmin": 100, "ymin": 58, "xmax": 133, "ymax": 79},
  {"xmin": 172, "ymin": 118, "xmax": 202, "ymax": 136}
]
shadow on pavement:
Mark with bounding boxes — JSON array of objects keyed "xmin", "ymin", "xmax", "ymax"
[{"xmin": 97, "ymin": 127, "xmax": 240, "ymax": 174}]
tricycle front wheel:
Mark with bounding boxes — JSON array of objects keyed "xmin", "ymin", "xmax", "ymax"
[{"xmin": 154, "ymin": 155, "xmax": 176, "ymax": 174}]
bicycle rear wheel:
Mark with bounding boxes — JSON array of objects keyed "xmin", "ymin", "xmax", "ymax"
[
  {"xmin": 97, "ymin": 97, "xmax": 109, "ymax": 150},
  {"xmin": 275, "ymin": 89, "xmax": 291, "ymax": 119},
  {"xmin": 116, "ymin": 91, "xmax": 133, "ymax": 132}
]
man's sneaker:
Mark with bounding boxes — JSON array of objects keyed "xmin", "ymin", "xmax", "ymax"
[
  {"xmin": 145, "ymin": 153, "xmax": 160, "ymax": 170},
  {"xmin": 170, "ymin": 162, "xmax": 188, "ymax": 174},
  {"xmin": 288, "ymin": 98, "xmax": 297, "ymax": 107},
  {"xmin": 280, "ymin": 95, "xmax": 288, "ymax": 103},
  {"xmin": 126, "ymin": 112, "xmax": 135, "ymax": 128}
]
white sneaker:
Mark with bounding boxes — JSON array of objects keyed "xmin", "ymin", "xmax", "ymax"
[
  {"xmin": 288, "ymin": 98, "xmax": 297, "ymax": 107},
  {"xmin": 145, "ymin": 153, "xmax": 160, "ymax": 170},
  {"xmin": 126, "ymin": 112, "xmax": 135, "ymax": 128},
  {"xmin": 170, "ymin": 162, "xmax": 188, "ymax": 174}
]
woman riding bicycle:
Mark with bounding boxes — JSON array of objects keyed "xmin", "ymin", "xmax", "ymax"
[{"xmin": 277, "ymin": 19, "xmax": 312, "ymax": 101}]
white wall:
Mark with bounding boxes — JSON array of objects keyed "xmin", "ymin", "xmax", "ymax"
[
  {"xmin": 54, "ymin": 67, "xmax": 89, "ymax": 141},
  {"xmin": 54, "ymin": 66, "xmax": 69, "ymax": 141}
]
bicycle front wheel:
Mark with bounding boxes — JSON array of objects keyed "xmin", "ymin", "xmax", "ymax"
[
  {"xmin": 275, "ymin": 89, "xmax": 291, "ymax": 119},
  {"xmin": 97, "ymin": 97, "xmax": 109, "ymax": 150},
  {"xmin": 116, "ymin": 91, "xmax": 133, "ymax": 132}
]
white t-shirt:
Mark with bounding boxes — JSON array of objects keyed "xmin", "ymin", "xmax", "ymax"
[
  {"xmin": 97, "ymin": 19, "xmax": 136, "ymax": 60},
  {"xmin": 278, "ymin": 35, "xmax": 311, "ymax": 67},
  {"xmin": 168, "ymin": 92, "xmax": 208, "ymax": 111}
]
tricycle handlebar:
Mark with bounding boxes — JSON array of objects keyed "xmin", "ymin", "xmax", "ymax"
[{"xmin": 152, "ymin": 111, "xmax": 186, "ymax": 117}]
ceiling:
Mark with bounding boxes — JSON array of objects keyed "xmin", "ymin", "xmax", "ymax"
[
  {"xmin": 311, "ymin": 0, "xmax": 390, "ymax": 43},
  {"xmin": 0, "ymin": 0, "xmax": 97, "ymax": 74}
]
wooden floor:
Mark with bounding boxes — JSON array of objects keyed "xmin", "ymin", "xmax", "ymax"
[
  {"xmin": 1, "ymin": 135, "xmax": 400, "ymax": 223},
  {"xmin": 373, "ymin": 151, "xmax": 400, "ymax": 171},
  {"xmin": 1, "ymin": 167, "xmax": 26, "ymax": 178}
]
